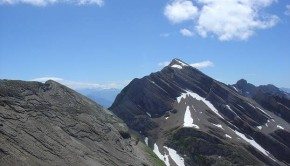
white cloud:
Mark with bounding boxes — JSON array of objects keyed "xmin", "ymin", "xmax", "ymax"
[
  {"xmin": 31, "ymin": 77, "xmax": 126, "ymax": 90},
  {"xmin": 0, "ymin": 0, "xmax": 104, "ymax": 6},
  {"xmin": 158, "ymin": 61, "xmax": 170, "ymax": 67},
  {"xmin": 164, "ymin": 0, "xmax": 198, "ymax": 23},
  {"xmin": 164, "ymin": 0, "xmax": 278, "ymax": 41},
  {"xmin": 77, "ymin": 0, "xmax": 103, "ymax": 6},
  {"xmin": 31, "ymin": 77, "xmax": 63, "ymax": 82},
  {"xmin": 285, "ymin": 5, "xmax": 290, "ymax": 16},
  {"xmin": 180, "ymin": 28, "xmax": 194, "ymax": 37},
  {"xmin": 190, "ymin": 60, "xmax": 214, "ymax": 68}
]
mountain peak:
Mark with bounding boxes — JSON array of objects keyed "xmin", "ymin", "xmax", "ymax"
[
  {"xmin": 168, "ymin": 58, "xmax": 189, "ymax": 69},
  {"xmin": 236, "ymin": 79, "xmax": 248, "ymax": 85},
  {"xmin": 45, "ymin": 79, "xmax": 60, "ymax": 85},
  {"xmin": 110, "ymin": 57, "xmax": 290, "ymax": 165}
]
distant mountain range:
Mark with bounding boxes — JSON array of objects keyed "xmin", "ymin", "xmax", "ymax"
[
  {"xmin": 77, "ymin": 88, "xmax": 120, "ymax": 108},
  {"xmin": 110, "ymin": 59, "xmax": 290, "ymax": 166}
]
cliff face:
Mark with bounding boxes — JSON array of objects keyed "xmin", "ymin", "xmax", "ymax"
[
  {"xmin": 110, "ymin": 59, "xmax": 290, "ymax": 166},
  {"xmin": 0, "ymin": 79, "xmax": 159, "ymax": 166}
]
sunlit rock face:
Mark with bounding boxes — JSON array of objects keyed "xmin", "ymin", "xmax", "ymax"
[{"xmin": 0, "ymin": 79, "xmax": 156, "ymax": 166}]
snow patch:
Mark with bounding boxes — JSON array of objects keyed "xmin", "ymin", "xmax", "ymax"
[
  {"xmin": 248, "ymin": 103, "xmax": 272, "ymax": 118},
  {"xmin": 277, "ymin": 125, "xmax": 284, "ymax": 130},
  {"xmin": 149, "ymin": 80, "xmax": 156, "ymax": 84},
  {"xmin": 183, "ymin": 106, "xmax": 199, "ymax": 129},
  {"xmin": 232, "ymin": 86, "xmax": 239, "ymax": 92},
  {"xmin": 237, "ymin": 105, "xmax": 244, "ymax": 110},
  {"xmin": 265, "ymin": 120, "xmax": 270, "ymax": 127},
  {"xmin": 177, "ymin": 93, "xmax": 187, "ymax": 103},
  {"xmin": 144, "ymin": 137, "xmax": 148, "ymax": 146},
  {"xmin": 226, "ymin": 105, "xmax": 239, "ymax": 117},
  {"xmin": 171, "ymin": 64, "xmax": 182, "ymax": 69},
  {"xmin": 164, "ymin": 146, "xmax": 185, "ymax": 166},
  {"xmin": 256, "ymin": 107, "xmax": 272, "ymax": 118},
  {"xmin": 148, "ymin": 79, "xmax": 168, "ymax": 94},
  {"xmin": 225, "ymin": 134, "xmax": 232, "ymax": 139},
  {"xmin": 146, "ymin": 112, "xmax": 152, "ymax": 117},
  {"xmin": 248, "ymin": 103, "xmax": 256, "ymax": 109},
  {"xmin": 177, "ymin": 90, "xmax": 224, "ymax": 119},
  {"xmin": 153, "ymin": 143, "xmax": 170, "ymax": 166},
  {"xmin": 226, "ymin": 105, "xmax": 233, "ymax": 111},
  {"xmin": 212, "ymin": 123, "xmax": 224, "ymax": 130},
  {"xmin": 234, "ymin": 130, "xmax": 272, "ymax": 159},
  {"xmin": 257, "ymin": 126, "xmax": 262, "ymax": 130},
  {"xmin": 165, "ymin": 117, "xmax": 169, "ymax": 120}
]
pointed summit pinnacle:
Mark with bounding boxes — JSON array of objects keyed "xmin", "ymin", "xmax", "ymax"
[{"xmin": 168, "ymin": 58, "xmax": 189, "ymax": 69}]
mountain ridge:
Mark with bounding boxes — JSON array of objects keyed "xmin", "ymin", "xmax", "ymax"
[
  {"xmin": 0, "ymin": 79, "xmax": 162, "ymax": 166},
  {"xmin": 110, "ymin": 59, "xmax": 290, "ymax": 166}
]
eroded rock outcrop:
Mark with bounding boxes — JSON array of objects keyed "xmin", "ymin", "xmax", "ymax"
[{"xmin": 0, "ymin": 79, "xmax": 160, "ymax": 166}]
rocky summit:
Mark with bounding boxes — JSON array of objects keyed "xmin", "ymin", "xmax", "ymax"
[
  {"xmin": 0, "ymin": 80, "xmax": 162, "ymax": 166},
  {"xmin": 110, "ymin": 59, "xmax": 290, "ymax": 166}
]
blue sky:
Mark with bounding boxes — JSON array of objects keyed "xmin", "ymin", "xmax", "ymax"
[{"xmin": 0, "ymin": 0, "xmax": 290, "ymax": 89}]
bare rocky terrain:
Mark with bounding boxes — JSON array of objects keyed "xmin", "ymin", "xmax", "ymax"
[
  {"xmin": 110, "ymin": 59, "xmax": 290, "ymax": 166},
  {"xmin": 0, "ymin": 79, "xmax": 162, "ymax": 166},
  {"xmin": 1, "ymin": 59, "xmax": 289, "ymax": 166}
]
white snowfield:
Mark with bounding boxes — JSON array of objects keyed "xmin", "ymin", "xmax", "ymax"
[
  {"xmin": 248, "ymin": 103, "xmax": 272, "ymax": 118},
  {"xmin": 153, "ymin": 143, "xmax": 170, "ymax": 166},
  {"xmin": 153, "ymin": 143, "xmax": 186, "ymax": 166},
  {"xmin": 171, "ymin": 64, "xmax": 183, "ymax": 69},
  {"xmin": 144, "ymin": 137, "xmax": 148, "ymax": 146},
  {"xmin": 226, "ymin": 105, "xmax": 233, "ymax": 111},
  {"xmin": 256, "ymin": 107, "xmax": 272, "ymax": 118},
  {"xmin": 183, "ymin": 106, "xmax": 199, "ymax": 129},
  {"xmin": 177, "ymin": 90, "xmax": 224, "ymax": 119},
  {"xmin": 232, "ymin": 86, "xmax": 239, "ymax": 92},
  {"xmin": 146, "ymin": 112, "xmax": 152, "ymax": 117},
  {"xmin": 248, "ymin": 103, "xmax": 256, "ymax": 109},
  {"xmin": 212, "ymin": 123, "xmax": 224, "ymax": 130},
  {"xmin": 265, "ymin": 120, "xmax": 271, "ymax": 127},
  {"xmin": 171, "ymin": 60, "xmax": 189, "ymax": 69},
  {"xmin": 225, "ymin": 134, "xmax": 232, "ymax": 139},
  {"xmin": 164, "ymin": 146, "xmax": 185, "ymax": 166},
  {"xmin": 233, "ymin": 130, "xmax": 276, "ymax": 161},
  {"xmin": 226, "ymin": 105, "xmax": 240, "ymax": 118},
  {"xmin": 257, "ymin": 126, "xmax": 262, "ymax": 130},
  {"xmin": 277, "ymin": 125, "xmax": 284, "ymax": 130}
]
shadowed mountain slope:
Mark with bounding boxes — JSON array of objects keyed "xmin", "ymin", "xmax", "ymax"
[{"xmin": 110, "ymin": 59, "xmax": 290, "ymax": 166}]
